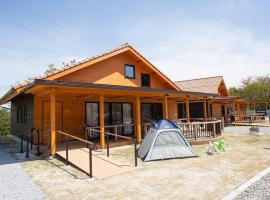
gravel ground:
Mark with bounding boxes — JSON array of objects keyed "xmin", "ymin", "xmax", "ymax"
[
  {"xmin": 234, "ymin": 172, "xmax": 270, "ymax": 200},
  {"xmin": 0, "ymin": 146, "xmax": 47, "ymax": 200}
]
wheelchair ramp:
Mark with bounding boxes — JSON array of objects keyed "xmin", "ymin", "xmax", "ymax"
[{"xmin": 56, "ymin": 143, "xmax": 134, "ymax": 179}]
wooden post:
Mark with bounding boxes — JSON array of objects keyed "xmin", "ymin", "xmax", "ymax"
[
  {"xmin": 237, "ymin": 103, "xmax": 240, "ymax": 122},
  {"xmin": 50, "ymin": 89, "xmax": 56, "ymax": 155},
  {"xmin": 203, "ymin": 97, "xmax": 207, "ymax": 121},
  {"xmin": 163, "ymin": 95, "xmax": 168, "ymax": 119},
  {"xmin": 99, "ymin": 95, "xmax": 105, "ymax": 148},
  {"xmin": 213, "ymin": 122, "xmax": 216, "ymax": 138},
  {"xmin": 185, "ymin": 97, "xmax": 190, "ymax": 124},
  {"xmin": 135, "ymin": 95, "xmax": 141, "ymax": 143},
  {"xmin": 233, "ymin": 102, "xmax": 236, "ymax": 125},
  {"xmin": 224, "ymin": 105, "xmax": 228, "ymax": 122},
  {"xmin": 207, "ymin": 102, "xmax": 211, "ymax": 117}
]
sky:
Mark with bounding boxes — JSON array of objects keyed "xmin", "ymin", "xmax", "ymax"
[{"xmin": 0, "ymin": 0, "xmax": 270, "ymax": 97}]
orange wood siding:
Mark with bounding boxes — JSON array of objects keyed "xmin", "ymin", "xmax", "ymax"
[
  {"xmin": 218, "ymin": 81, "xmax": 229, "ymax": 96},
  {"xmin": 168, "ymin": 100, "xmax": 178, "ymax": 120},
  {"xmin": 35, "ymin": 95, "xmax": 85, "ymax": 144},
  {"xmin": 211, "ymin": 103, "xmax": 222, "ymax": 117},
  {"xmin": 56, "ymin": 52, "xmax": 173, "ymax": 90}
]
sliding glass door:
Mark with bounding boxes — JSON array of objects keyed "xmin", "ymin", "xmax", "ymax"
[
  {"xmin": 141, "ymin": 103, "xmax": 163, "ymax": 123},
  {"xmin": 87, "ymin": 102, "xmax": 134, "ymax": 136},
  {"xmin": 123, "ymin": 103, "xmax": 133, "ymax": 135},
  {"xmin": 86, "ymin": 102, "xmax": 99, "ymax": 127}
]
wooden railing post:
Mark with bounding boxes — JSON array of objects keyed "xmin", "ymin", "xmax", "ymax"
[
  {"xmin": 106, "ymin": 134, "xmax": 110, "ymax": 157},
  {"xmin": 193, "ymin": 123, "xmax": 197, "ymax": 140},
  {"xmin": 213, "ymin": 122, "xmax": 216, "ymax": 138},
  {"xmin": 89, "ymin": 145, "xmax": 92, "ymax": 178},
  {"xmin": 114, "ymin": 126, "xmax": 117, "ymax": 141},
  {"xmin": 65, "ymin": 135, "xmax": 69, "ymax": 165},
  {"xmin": 20, "ymin": 135, "xmax": 24, "ymax": 153},
  {"xmin": 134, "ymin": 139, "xmax": 137, "ymax": 167},
  {"xmin": 36, "ymin": 129, "xmax": 41, "ymax": 156},
  {"xmin": 221, "ymin": 117, "xmax": 224, "ymax": 130},
  {"xmin": 25, "ymin": 136, "xmax": 29, "ymax": 158}
]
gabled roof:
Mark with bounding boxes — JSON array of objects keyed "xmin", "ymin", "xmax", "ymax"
[
  {"xmin": 12, "ymin": 43, "xmax": 180, "ymax": 91},
  {"xmin": 1, "ymin": 43, "xmax": 181, "ymax": 104},
  {"xmin": 175, "ymin": 76, "xmax": 227, "ymax": 95}
]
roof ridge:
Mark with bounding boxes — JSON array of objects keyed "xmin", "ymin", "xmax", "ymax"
[
  {"xmin": 13, "ymin": 43, "xmax": 132, "ymax": 89},
  {"xmin": 174, "ymin": 75, "xmax": 223, "ymax": 83}
]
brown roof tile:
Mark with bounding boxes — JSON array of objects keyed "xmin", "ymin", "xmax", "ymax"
[{"xmin": 175, "ymin": 76, "xmax": 224, "ymax": 95}]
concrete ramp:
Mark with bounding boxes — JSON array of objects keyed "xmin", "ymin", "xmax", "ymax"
[{"xmin": 56, "ymin": 144, "xmax": 134, "ymax": 179}]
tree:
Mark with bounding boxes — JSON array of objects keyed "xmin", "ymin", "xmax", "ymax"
[
  {"xmin": 44, "ymin": 64, "xmax": 58, "ymax": 76},
  {"xmin": 229, "ymin": 74, "xmax": 270, "ymax": 109},
  {"xmin": 44, "ymin": 60, "xmax": 76, "ymax": 76}
]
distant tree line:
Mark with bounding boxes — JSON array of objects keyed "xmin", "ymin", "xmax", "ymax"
[
  {"xmin": 44, "ymin": 60, "xmax": 76, "ymax": 76},
  {"xmin": 229, "ymin": 74, "xmax": 270, "ymax": 110}
]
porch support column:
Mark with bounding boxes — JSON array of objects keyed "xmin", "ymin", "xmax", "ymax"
[
  {"xmin": 208, "ymin": 102, "xmax": 211, "ymax": 117},
  {"xmin": 163, "ymin": 95, "xmax": 168, "ymax": 119},
  {"xmin": 135, "ymin": 95, "xmax": 141, "ymax": 143},
  {"xmin": 185, "ymin": 97, "xmax": 190, "ymax": 124},
  {"xmin": 50, "ymin": 89, "xmax": 56, "ymax": 155},
  {"xmin": 237, "ymin": 103, "xmax": 240, "ymax": 122},
  {"xmin": 203, "ymin": 97, "xmax": 207, "ymax": 121},
  {"xmin": 99, "ymin": 95, "xmax": 105, "ymax": 148},
  {"xmin": 224, "ymin": 105, "xmax": 228, "ymax": 122},
  {"xmin": 233, "ymin": 102, "xmax": 236, "ymax": 125}
]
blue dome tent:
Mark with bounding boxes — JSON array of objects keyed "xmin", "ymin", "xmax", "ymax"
[{"xmin": 138, "ymin": 119, "xmax": 198, "ymax": 161}]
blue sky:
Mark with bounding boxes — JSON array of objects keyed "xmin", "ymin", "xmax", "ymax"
[{"xmin": 0, "ymin": 0, "xmax": 270, "ymax": 96}]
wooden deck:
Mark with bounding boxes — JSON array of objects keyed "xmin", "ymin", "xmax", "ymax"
[{"xmin": 56, "ymin": 142, "xmax": 134, "ymax": 179}]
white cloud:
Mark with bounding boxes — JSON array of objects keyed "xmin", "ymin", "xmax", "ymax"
[{"xmin": 119, "ymin": 17, "xmax": 270, "ymax": 87}]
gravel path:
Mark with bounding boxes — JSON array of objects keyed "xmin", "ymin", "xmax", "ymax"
[
  {"xmin": 0, "ymin": 146, "xmax": 47, "ymax": 200},
  {"xmin": 233, "ymin": 172, "xmax": 270, "ymax": 200}
]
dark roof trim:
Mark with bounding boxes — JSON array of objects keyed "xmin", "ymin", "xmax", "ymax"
[{"xmin": 24, "ymin": 79, "xmax": 218, "ymax": 97}]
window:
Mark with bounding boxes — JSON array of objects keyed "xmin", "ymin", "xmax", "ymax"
[
  {"xmin": 86, "ymin": 103, "xmax": 99, "ymax": 127},
  {"xmin": 17, "ymin": 105, "xmax": 27, "ymax": 124},
  {"xmin": 141, "ymin": 103, "xmax": 162, "ymax": 123},
  {"xmin": 124, "ymin": 64, "xmax": 135, "ymax": 79},
  {"xmin": 141, "ymin": 73, "xmax": 150, "ymax": 87}
]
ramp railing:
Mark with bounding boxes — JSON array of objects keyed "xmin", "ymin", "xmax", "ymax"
[
  {"xmin": 57, "ymin": 131, "xmax": 95, "ymax": 178},
  {"xmin": 85, "ymin": 127, "xmax": 138, "ymax": 167}
]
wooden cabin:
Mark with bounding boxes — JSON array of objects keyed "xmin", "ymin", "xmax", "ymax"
[
  {"xmin": 0, "ymin": 44, "xmax": 221, "ymax": 155},
  {"xmin": 175, "ymin": 76, "xmax": 248, "ymax": 124}
]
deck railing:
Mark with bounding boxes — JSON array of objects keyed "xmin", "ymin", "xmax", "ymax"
[
  {"xmin": 233, "ymin": 113, "xmax": 265, "ymax": 124},
  {"xmin": 175, "ymin": 120, "xmax": 223, "ymax": 141},
  {"xmin": 83, "ymin": 118, "xmax": 223, "ymax": 144}
]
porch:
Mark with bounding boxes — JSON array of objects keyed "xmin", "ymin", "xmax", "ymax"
[{"xmin": 26, "ymin": 80, "xmax": 218, "ymax": 155}]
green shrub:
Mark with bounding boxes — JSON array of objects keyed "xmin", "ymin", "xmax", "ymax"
[{"xmin": 0, "ymin": 109, "xmax": 10, "ymax": 137}]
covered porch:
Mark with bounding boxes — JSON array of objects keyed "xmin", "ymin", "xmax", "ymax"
[
  {"xmin": 209, "ymin": 96, "xmax": 249, "ymax": 125},
  {"xmin": 27, "ymin": 79, "xmax": 219, "ymax": 155}
]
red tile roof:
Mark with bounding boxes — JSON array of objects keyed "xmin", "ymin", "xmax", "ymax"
[{"xmin": 175, "ymin": 76, "xmax": 224, "ymax": 95}]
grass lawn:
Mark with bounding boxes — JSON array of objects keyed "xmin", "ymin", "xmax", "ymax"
[{"xmin": 1, "ymin": 132, "xmax": 270, "ymax": 200}]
